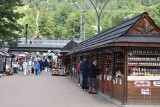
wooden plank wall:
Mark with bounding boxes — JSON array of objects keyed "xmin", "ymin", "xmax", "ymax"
[
  {"xmin": 127, "ymin": 81, "xmax": 160, "ymax": 104},
  {"xmin": 113, "ymin": 77, "xmax": 124, "ymax": 102},
  {"xmin": 104, "ymin": 80, "xmax": 112, "ymax": 95},
  {"xmin": 97, "ymin": 77, "xmax": 102, "ymax": 91}
]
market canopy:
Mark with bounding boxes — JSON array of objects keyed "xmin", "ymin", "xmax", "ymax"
[
  {"xmin": 0, "ymin": 50, "xmax": 9, "ymax": 56},
  {"xmin": 0, "ymin": 51, "xmax": 7, "ymax": 56},
  {"xmin": 47, "ymin": 53, "xmax": 56, "ymax": 56},
  {"xmin": 19, "ymin": 53, "xmax": 26, "ymax": 57}
]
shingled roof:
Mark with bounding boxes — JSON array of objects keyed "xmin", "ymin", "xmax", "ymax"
[
  {"xmin": 70, "ymin": 12, "xmax": 160, "ymax": 54},
  {"xmin": 62, "ymin": 40, "xmax": 78, "ymax": 52}
]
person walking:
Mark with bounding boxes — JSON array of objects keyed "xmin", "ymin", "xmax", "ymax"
[
  {"xmin": 28, "ymin": 59, "xmax": 34, "ymax": 74},
  {"xmin": 88, "ymin": 60, "xmax": 101, "ymax": 94},
  {"xmin": 48, "ymin": 60, "xmax": 53, "ymax": 72},
  {"xmin": 12, "ymin": 60, "xmax": 18, "ymax": 75},
  {"xmin": 38, "ymin": 58, "xmax": 43, "ymax": 74},
  {"xmin": 43, "ymin": 59, "xmax": 49, "ymax": 72},
  {"xmin": 80, "ymin": 56, "xmax": 89, "ymax": 91},
  {"xmin": 22, "ymin": 60, "xmax": 28, "ymax": 76},
  {"xmin": 34, "ymin": 60, "xmax": 40, "ymax": 75},
  {"xmin": 76, "ymin": 61, "xmax": 81, "ymax": 86}
]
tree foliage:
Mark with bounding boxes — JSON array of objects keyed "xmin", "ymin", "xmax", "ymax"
[
  {"xmin": 20, "ymin": 0, "xmax": 160, "ymax": 41},
  {"xmin": 0, "ymin": 0, "xmax": 24, "ymax": 47}
]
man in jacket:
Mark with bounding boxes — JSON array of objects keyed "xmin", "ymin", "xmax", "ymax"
[{"xmin": 80, "ymin": 56, "xmax": 89, "ymax": 91}]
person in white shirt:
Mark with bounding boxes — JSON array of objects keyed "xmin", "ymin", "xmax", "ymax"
[
  {"xmin": 28, "ymin": 59, "xmax": 33, "ymax": 74},
  {"xmin": 22, "ymin": 60, "xmax": 28, "ymax": 75},
  {"xmin": 12, "ymin": 60, "xmax": 18, "ymax": 75}
]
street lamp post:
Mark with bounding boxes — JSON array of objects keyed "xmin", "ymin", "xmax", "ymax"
[
  {"xmin": 75, "ymin": 2, "xmax": 85, "ymax": 41},
  {"xmin": 80, "ymin": 9, "xmax": 83, "ymax": 41},
  {"xmin": 25, "ymin": 24, "xmax": 28, "ymax": 44},
  {"xmin": 89, "ymin": 0, "xmax": 110, "ymax": 34}
]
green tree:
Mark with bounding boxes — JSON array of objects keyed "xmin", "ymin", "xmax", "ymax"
[
  {"xmin": 19, "ymin": 0, "xmax": 160, "ymax": 41},
  {"xmin": 39, "ymin": 11, "xmax": 55, "ymax": 38},
  {"xmin": 23, "ymin": 7, "xmax": 37, "ymax": 37},
  {"xmin": 52, "ymin": 1, "xmax": 74, "ymax": 39},
  {"xmin": 66, "ymin": 12, "xmax": 80, "ymax": 39},
  {"xmin": 0, "ymin": 0, "xmax": 24, "ymax": 47},
  {"xmin": 147, "ymin": 3, "xmax": 160, "ymax": 27}
]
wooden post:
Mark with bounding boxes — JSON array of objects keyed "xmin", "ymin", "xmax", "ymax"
[
  {"xmin": 70, "ymin": 55, "xmax": 73, "ymax": 77},
  {"xmin": 74, "ymin": 56, "xmax": 76, "ymax": 78},
  {"xmin": 89, "ymin": 52, "xmax": 92, "ymax": 65},
  {"xmin": 123, "ymin": 48, "xmax": 128, "ymax": 104},
  {"xmin": 101, "ymin": 52, "xmax": 105, "ymax": 94},
  {"xmin": 111, "ymin": 50, "xmax": 114, "ymax": 98}
]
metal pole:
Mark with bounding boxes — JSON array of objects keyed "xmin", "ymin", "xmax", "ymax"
[
  {"xmin": 80, "ymin": 10, "xmax": 83, "ymax": 41},
  {"xmin": 75, "ymin": 2, "xmax": 83, "ymax": 41},
  {"xmin": 25, "ymin": 24, "xmax": 28, "ymax": 44},
  {"xmin": 97, "ymin": 15, "xmax": 100, "ymax": 34},
  {"xmin": 83, "ymin": 19, "xmax": 86, "ymax": 41},
  {"xmin": 89, "ymin": 0, "xmax": 110, "ymax": 34}
]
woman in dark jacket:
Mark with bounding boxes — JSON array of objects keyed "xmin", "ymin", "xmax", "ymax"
[
  {"xmin": 88, "ymin": 60, "xmax": 101, "ymax": 94},
  {"xmin": 43, "ymin": 59, "xmax": 49, "ymax": 72}
]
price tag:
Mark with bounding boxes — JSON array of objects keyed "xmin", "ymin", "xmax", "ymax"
[{"xmin": 141, "ymin": 88, "xmax": 150, "ymax": 95}]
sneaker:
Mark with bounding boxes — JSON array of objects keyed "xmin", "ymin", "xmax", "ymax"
[{"xmin": 84, "ymin": 89, "xmax": 87, "ymax": 92}]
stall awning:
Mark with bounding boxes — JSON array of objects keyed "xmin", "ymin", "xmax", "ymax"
[
  {"xmin": 0, "ymin": 52, "xmax": 6, "ymax": 56},
  {"xmin": 47, "ymin": 53, "xmax": 55, "ymax": 56},
  {"xmin": 19, "ymin": 54, "xmax": 26, "ymax": 57},
  {"xmin": 0, "ymin": 50, "xmax": 9, "ymax": 56}
]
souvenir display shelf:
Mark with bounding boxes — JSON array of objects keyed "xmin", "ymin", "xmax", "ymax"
[
  {"xmin": 115, "ymin": 52, "xmax": 124, "ymax": 76},
  {"xmin": 127, "ymin": 49, "xmax": 160, "ymax": 80}
]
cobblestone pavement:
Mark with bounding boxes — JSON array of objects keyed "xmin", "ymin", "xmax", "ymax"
[{"xmin": 0, "ymin": 72, "xmax": 117, "ymax": 107}]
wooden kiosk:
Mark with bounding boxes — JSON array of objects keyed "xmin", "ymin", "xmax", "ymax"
[{"xmin": 68, "ymin": 12, "xmax": 160, "ymax": 105}]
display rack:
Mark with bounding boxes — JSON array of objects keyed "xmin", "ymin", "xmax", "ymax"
[
  {"xmin": 104, "ymin": 52, "xmax": 112, "ymax": 91},
  {"xmin": 128, "ymin": 49, "xmax": 160, "ymax": 76},
  {"xmin": 98, "ymin": 53, "xmax": 103, "ymax": 70},
  {"xmin": 104, "ymin": 52, "xmax": 112, "ymax": 75},
  {"xmin": 115, "ymin": 52, "xmax": 124, "ymax": 75}
]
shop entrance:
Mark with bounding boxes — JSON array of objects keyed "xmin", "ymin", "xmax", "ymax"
[
  {"xmin": 112, "ymin": 51, "xmax": 125, "ymax": 101},
  {"xmin": 103, "ymin": 52, "xmax": 113, "ymax": 95}
]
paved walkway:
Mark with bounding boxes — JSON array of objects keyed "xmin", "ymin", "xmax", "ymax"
[{"xmin": 0, "ymin": 72, "xmax": 117, "ymax": 107}]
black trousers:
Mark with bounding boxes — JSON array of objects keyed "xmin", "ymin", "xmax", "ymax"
[
  {"xmin": 13, "ymin": 67, "xmax": 17, "ymax": 74},
  {"xmin": 82, "ymin": 72, "xmax": 88, "ymax": 90}
]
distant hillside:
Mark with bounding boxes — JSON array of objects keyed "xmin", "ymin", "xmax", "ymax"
[{"xmin": 18, "ymin": 0, "xmax": 160, "ymax": 40}]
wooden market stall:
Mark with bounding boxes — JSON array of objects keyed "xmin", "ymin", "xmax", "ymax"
[
  {"xmin": 61, "ymin": 40, "xmax": 78, "ymax": 76},
  {"xmin": 52, "ymin": 40, "xmax": 78, "ymax": 76},
  {"xmin": 68, "ymin": 12, "xmax": 160, "ymax": 105}
]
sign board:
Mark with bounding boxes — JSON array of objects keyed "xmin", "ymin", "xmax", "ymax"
[
  {"xmin": 153, "ymin": 81, "xmax": 160, "ymax": 86},
  {"xmin": 134, "ymin": 81, "xmax": 150, "ymax": 87},
  {"xmin": 141, "ymin": 88, "xmax": 150, "ymax": 95}
]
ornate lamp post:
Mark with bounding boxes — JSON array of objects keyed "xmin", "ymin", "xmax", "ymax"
[
  {"xmin": 75, "ymin": 2, "xmax": 84, "ymax": 41},
  {"xmin": 89, "ymin": 0, "xmax": 110, "ymax": 34}
]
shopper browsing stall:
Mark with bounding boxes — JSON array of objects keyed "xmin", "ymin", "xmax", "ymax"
[{"xmin": 88, "ymin": 60, "xmax": 101, "ymax": 94}]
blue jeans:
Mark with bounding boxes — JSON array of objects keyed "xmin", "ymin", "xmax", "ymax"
[
  {"xmin": 35, "ymin": 69, "xmax": 40, "ymax": 75},
  {"xmin": 80, "ymin": 74, "xmax": 83, "ymax": 86}
]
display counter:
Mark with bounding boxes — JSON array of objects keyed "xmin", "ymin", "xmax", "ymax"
[
  {"xmin": 127, "ymin": 49, "xmax": 160, "ymax": 104},
  {"xmin": 52, "ymin": 67, "xmax": 66, "ymax": 76}
]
